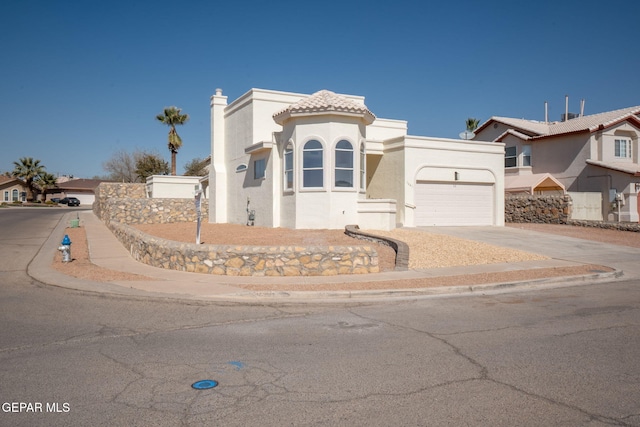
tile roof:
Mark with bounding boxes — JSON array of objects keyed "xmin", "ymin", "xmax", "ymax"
[
  {"xmin": 56, "ymin": 178, "xmax": 105, "ymax": 190},
  {"xmin": 505, "ymin": 173, "xmax": 565, "ymax": 193},
  {"xmin": 586, "ymin": 160, "xmax": 640, "ymax": 176},
  {"xmin": 0, "ymin": 176, "xmax": 23, "ymax": 185},
  {"xmin": 480, "ymin": 105, "xmax": 640, "ymax": 140},
  {"xmin": 273, "ymin": 90, "xmax": 376, "ymax": 124}
]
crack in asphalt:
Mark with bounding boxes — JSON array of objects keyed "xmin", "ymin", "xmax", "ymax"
[
  {"xmin": 0, "ymin": 312, "xmax": 311, "ymax": 355},
  {"xmin": 348, "ymin": 309, "xmax": 632, "ymax": 426}
]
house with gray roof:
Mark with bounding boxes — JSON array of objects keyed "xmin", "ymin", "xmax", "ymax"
[
  {"xmin": 473, "ymin": 105, "xmax": 640, "ymax": 222},
  {"xmin": 207, "ymin": 88, "xmax": 505, "ymax": 229}
]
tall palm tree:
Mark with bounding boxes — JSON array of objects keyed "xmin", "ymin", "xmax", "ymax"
[
  {"xmin": 156, "ymin": 106, "xmax": 189, "ymax": 176},
  {"xmin": 35, "ymin": 172, "xmax": 59, "ymax": 201},
  {"xmin": 12, "ymin": 157, "xmax": 46, "ymax": 201}
]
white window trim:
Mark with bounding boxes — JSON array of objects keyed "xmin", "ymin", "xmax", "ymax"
[
  {"xmin": 301, "ymin": 139, "xmax": 326, "ymax": 190},
  {"xmin": 333, "ymin": 139, "xmax": 355, "ymax": 191},
  {"xmin": 284, "ymin": 142, "xmax": 294, "ymax": 192},
  {"xmin": 505, "ymin": 146, "xmax": 517, "ymax": 168},
  {"xmin": 253, "ymin": 157, "xmax": 266, "ymax": 180},
  {"xmin": 359, "ymin": 142, "xmax": 366, "ymax": 192},
  {"xmin": 614, "ymin": 138, "xmax": 631, "ymax": 159}
]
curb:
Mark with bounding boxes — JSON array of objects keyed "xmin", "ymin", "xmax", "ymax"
[{"xmin": 28, "ymin": 211, "xmax": 625, "ymax": 304}]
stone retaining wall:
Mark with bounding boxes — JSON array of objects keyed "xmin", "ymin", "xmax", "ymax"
[
  {"xmin": 505, "ymin": 194, "xmax": 571, "ymax": 224},
  {"xmin": 568, "ymin": 219, "xmax": 640, "ymax": 232},
  {"xmin": 93, "ymin": 182, "xmax": 208, "ymax": 225},
  {"xmin": 345, "ymin": 225, "xmax": 408, "ymax": 271},
  {"xmin": 107, "ymin": 222, "xmax": 379, "ymax": 276},
  {"xmin": 94, "ymin": 182, "xmax": 380, "ymax": 276}
]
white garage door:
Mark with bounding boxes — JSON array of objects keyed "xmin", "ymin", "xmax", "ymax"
[
  {"xmin": 415, "ymin": 182, "xmax": 494, "ymax": 226},
  {"xmin": 68, "ymin": 193, "xmax": 95, "ymax": 206}
]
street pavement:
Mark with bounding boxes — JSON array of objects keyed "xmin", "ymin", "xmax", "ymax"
[{"xmin": 2, "ymin": 208, "xmax": 639, "ymax": 426}]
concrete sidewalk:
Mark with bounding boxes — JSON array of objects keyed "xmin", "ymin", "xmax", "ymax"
[{"xmin": 29, "ymin": 211, "xmax": 628, "ymax": 303}]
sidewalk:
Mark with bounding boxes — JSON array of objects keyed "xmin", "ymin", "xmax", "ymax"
[{"xmin": 29, "ymin": 211, "xmax": 626, "ymax": 303}]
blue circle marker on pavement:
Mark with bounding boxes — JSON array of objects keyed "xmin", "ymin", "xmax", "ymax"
[{"xmin": 192, "ymin": 380, "xmax": 218, "ymax": 390}]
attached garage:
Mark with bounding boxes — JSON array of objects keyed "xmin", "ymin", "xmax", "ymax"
[
  {"xmin": 66, "ymin": 192, "xmax": 95, "ymax": 206},
  {"xmin": 414, "ymin": 181, "xmax": 495, "ymax": 226}
]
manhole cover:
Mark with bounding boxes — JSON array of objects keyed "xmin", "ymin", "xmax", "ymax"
[{"xmin": 192, "ymin": 380, "xmax": 218, "ymax": 390}]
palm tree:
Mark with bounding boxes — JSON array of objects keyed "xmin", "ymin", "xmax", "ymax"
[
  {"xmin": 12, "ymin": 157, "xmax": 46, "ymax": 201},
  {"xmin": 465, "ymin": 118, "xmax": 480, "ymax": 132},
  {"xmin": 156, "ymin": 106, "xmax": 189, "ymax": 176},
  {"xmin": 35, "ymin": 172, "xmax": 59, "ymax": 201}
]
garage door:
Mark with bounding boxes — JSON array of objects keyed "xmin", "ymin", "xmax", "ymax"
[
  {"xmin": 415, "ymin": 182, "xmax": 494, "ymax": 226},
  {"xmin": 68, "ymin": 193, "xmax": 95, "ymax": 206}
]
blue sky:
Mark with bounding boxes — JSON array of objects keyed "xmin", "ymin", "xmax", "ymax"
[{"xmin": 2, "ymin": 0, "xmax": 638, "ymax": 178}]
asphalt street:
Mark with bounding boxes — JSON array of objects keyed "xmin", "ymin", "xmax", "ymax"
[{"xmin": 1, "ymin": 208, "xmax": 639, "ymax": 426}]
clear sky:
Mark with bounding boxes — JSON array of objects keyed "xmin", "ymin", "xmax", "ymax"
[{"xmin": 2, "ymin": 0, "xmax": 638, "ymax": 178}]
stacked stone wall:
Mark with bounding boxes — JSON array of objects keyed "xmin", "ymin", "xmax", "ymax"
[
  {"xmin": 568, "ymin": 219, "xmax": 640, "ymax": 232},
  {"xmin": 93, "ymin": 182, "xmax": 379, "ymax": 276},
  {"xmin": 505, "ymin": 194, "xmax": 571, "ymax": 224},
  {"xmin": 108, "ymin": 222, "xmax": 379, "ymax": 276},
  {"xmin": 93, "ymin": 182, "xmax": 207, "ymax": 225}
]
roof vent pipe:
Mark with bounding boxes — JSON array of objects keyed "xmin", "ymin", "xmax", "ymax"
[
  {"xmin": 580, "ymin": 99, "xmax": 585, "ymax": 117},
  {"xmin": 544, "ymin": 101, "xmax": 548, "ymax": 123},
  {"xmin": 565, "ymin": 95, "xmax": 569, "ymax": 122}
]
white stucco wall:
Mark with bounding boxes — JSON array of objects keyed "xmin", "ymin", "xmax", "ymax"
[
  {"xmin": 146, "ymin": 175, "xmax": 202, "ymax": 198},
  {"xmin": 210, "ymin": 87, "xmax": 507, "ymax": 229}
]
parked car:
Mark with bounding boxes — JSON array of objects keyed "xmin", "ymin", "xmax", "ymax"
[
  {"xmin": 60, "ymin": 197, "xmax": 80, "ymax": 206},
  {"xmin": 50, "ymin": 197, "xmax": 61, "ymax": 203}
]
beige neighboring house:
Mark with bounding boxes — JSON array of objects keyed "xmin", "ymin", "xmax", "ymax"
[
  {"xmin": 50, "ymin": 178, "xmax": 105, "ymax": 205},
  {"xmin": 0, "ymin": 176, "xmax": 28, "ymax": 202},
  {"xmin": 207, "ymin": 88, "xmax": 505, "ymax": 230},
  {"xmin": 474, "ymin": 105, "xmax": 640, "ymax": 222}
]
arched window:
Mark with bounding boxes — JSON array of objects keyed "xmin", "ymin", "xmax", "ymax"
[
  {"xmin": 303, "ymin": 140, "xmax": 323, "ymax": 188},
  {"xmin": 12, "ymin": 189, "xmax": 18, "ymax": 201},
  {"xmin": 284, "ymin": 142, "xmax": 294, "ymax": 190},
  {"xmin": 335, "ymin": 140, "xmax": 353, "ymax": 188},
  {"xmin": 359, "ymin": 143, "xmax": 365, "ymax": 190}
]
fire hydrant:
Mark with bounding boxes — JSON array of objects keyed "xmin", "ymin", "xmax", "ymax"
[{"xmin": 58, "ymin": 234, "xmax": 72, "ymax": 262}]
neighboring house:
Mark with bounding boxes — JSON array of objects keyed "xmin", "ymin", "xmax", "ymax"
[
  {"xmin": 0, "ymin": 176, "xmax": 28, "ymax": 202},
  {"xmin": 50, "ymin": 178, "xmax": 105, "ymax": 205},
  {"xmin": 206, "ymin": 88, "xmax": 505, "ymax": 229},
  {"xmin": 473, "ymin": 105, "xmax": 640, "ymax": 222}
]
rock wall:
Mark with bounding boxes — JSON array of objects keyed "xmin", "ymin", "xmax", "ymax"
[
  {"xmin": 505, "ymin": 195, "xmax": 571, "ymax": 224},
  {"xmin": 93, "ymin": 182, "xmax": 208, "ymax": 225},
  {"xmin": 568, "ymin": 219, "xmax": 640, "ymax": 232},
  {"xmin": 345, "ymin": 225, "xmax": 408, "ymax": 271},
  {"xmin": 94, "ymin": 182, "xmax": 380, "ymax": 276},
  {"xmin": 107, "ymin": 222, "xmax": 379, "ymax": 276}
]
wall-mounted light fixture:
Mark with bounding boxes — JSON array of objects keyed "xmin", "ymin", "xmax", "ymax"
[{"xmin": 454, "ymin": 171, "xmax": 460, "ymax": 181}]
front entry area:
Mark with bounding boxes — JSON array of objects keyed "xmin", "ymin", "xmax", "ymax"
[{"xmin": 414, "ymin": 182, "xmax": 494, "ymax": 226}]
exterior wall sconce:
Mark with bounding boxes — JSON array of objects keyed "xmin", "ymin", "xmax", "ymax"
[{"xmin": 454, "ymin": 171, "xmax": 460, "ymax": 181}]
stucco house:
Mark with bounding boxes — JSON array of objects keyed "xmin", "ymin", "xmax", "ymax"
[
  {"xmin": 49, "ymin": 178, "xmax": 105, "ymax": 205},
  {"xmin": 0, "ymin": 176, "xmax": 28, "ymax": 202},
  {"xmin": 473, "ymin": 105, "xmax": 640, "ymax": 222},
  {"xmin": 206, "ymin": 88, "xmax": 504, "ymax": 230}
]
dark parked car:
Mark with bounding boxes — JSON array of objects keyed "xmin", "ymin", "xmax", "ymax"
[
  {"xmin": 50, "ymin": 197, "xmax": 61, "ymax": 203},
  {"xmin": 60, "ymin": 197, "xmax": 80, "ymax": 206}
]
